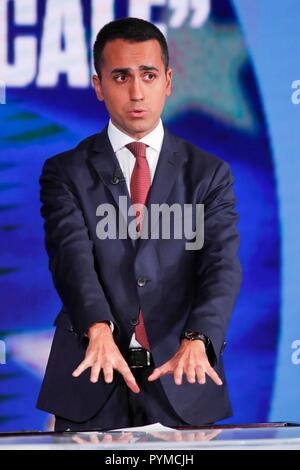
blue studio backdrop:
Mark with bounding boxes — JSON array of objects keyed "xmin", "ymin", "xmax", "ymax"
[{"xmin": 0, "ymin": 0, "xmax": 299, "ymax": 431}]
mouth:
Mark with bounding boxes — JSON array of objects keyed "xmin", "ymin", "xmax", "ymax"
[{"xmin": 127, "ymin": 109, "xmax": 148, "ymax": 118}]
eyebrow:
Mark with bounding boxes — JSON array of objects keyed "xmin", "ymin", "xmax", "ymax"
[{"xmin": 110, "ymin": 65, "xmax": 159, "ymax": 75}]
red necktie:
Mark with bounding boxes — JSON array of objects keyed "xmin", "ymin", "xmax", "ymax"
[{"xmin": 126, "ymin": 141, "xmax": 151, "ymax": 351}]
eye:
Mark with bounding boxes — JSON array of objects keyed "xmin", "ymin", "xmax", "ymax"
[
  {"xmin": 114, "ymin": 74, "xmax": 128, "ymax": 82},
  {"xmin": 144, "ymin": 73, "xmax": 156, "ymax": 81}
]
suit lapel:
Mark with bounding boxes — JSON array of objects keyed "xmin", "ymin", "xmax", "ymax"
[
  {"xmin": 88, "ymin": 126, "xmax": 135, "ymax": 248},
  {"xmin": 88, "ymin": 125, "xmax": 186, "ymax": 252},
  {"xmin": 137, "ymin": 127, "xmax": 186, "ymax": 252}
]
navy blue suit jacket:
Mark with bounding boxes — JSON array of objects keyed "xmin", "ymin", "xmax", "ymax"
[{"xmin": 36, "ymin": 125, "xmax": 242, "ymax": 424}]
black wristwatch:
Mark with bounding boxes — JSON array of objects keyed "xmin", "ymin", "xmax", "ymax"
[{"xmin": 181, "ymin": 331, "xmax": 210, "ymax": 348}]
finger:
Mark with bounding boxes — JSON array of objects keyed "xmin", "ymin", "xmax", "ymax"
[
  {"xmin": 185, "ymin": 365, "xmax": 196, "ymax": 384},
  {"xmin": 102, "ymin": 434, "xmax": 113, "ymax": 443},
  {"xmin": 148, "ymin": 363, "xmax": 171, "ymax": 381},
  {"xmin": 206, "ymin": 366, "xmax": 223, "ymax": 386},
  {"xmin": 72, "ymin": 359, "xmax": 91, "ymax": 378},
  {"xmin": 72, "ymin": 436, "xmax": 87, "ymax": 445},
  {"xmin": 90, "ymin": 433, "xmax": 101, "ymax": 444},
  {"xmin": 195, "ymin": 365, "xmax": 206, "ymax": 384},
  {"xmin": 147, "ymin": 367, "xmax": 163, "ymax": 381},
  {"xmin": 117, "ymin": 432, "xmax": 133, "ymax": 443},
  {"xmin": 90, "ymin": 362, "xmax": 101, "ymax": 383},
  {"xmin": 174, "ymin": 365, "xmax": 183, "ymax": 385},
  {"xmin": 102, "ymin": 363, "xmax": 114, "ymax": 383},
  {"xmin": 185, "ymin": 432, "xmax": 196, "ymax": 441},
  {"xmin": 174, "ymin": 431, "xmax": 183, "ymax": 442},
  {"xmin": 118, "ymin": 364, "xmax": 140, "ymax": 393},
  {"xmin": 205, "ymin": 430, "xmax": 222, "ymax": 441}
]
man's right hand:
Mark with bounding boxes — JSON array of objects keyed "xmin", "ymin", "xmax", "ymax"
[{"xmin": 72, "ymin": 322, "xmax": 140, "ymax": 394}]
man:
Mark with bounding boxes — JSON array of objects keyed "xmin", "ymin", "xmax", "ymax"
[{"xmin": 37, "ymin": 17, "xmax": 242, "ymax": 431}]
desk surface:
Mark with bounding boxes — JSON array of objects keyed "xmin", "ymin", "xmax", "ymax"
[{"xmin": 1, "ymin": 423, "xmax": 300, "ymax": 449}]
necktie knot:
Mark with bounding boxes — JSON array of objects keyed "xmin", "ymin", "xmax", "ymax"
[{"xmin": 126, "ymin": 141, "xmax": 147, "ymax": 159}]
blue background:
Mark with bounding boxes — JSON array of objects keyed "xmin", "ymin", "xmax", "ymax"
[{"xmin": 0, "ymin": 0, "xmax": 299, "ymax": 431}]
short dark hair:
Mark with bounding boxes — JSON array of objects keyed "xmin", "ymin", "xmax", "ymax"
[{"xmin": 93, "ymin": 17, "xmax": 169, "ymax": 77}]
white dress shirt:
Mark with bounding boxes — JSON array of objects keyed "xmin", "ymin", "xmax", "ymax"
[{"xmin": 107, "ymin": 118, "xmax": 164, "ymax": 348}]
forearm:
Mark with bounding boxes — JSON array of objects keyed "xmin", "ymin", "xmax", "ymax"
[
  {"xmin": 40, "ymin": 157, "xmax": 119, "ymax": 338},
  {"xmin": 185, "ymin": 260, "xmax": 242, "ymax": 360},
  {"xmin": 183, "ymin": 161, "xmax": 242, "ymax": 360}
]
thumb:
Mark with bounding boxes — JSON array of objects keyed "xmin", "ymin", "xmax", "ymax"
[{"xmin": 147, "ymin": 367, "xmax": 162, "ymax": 381}]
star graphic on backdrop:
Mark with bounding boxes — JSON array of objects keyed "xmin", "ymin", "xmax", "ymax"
[{"xmin": 164, "ymin": 19, "xmax": 256, "ymax": 132}]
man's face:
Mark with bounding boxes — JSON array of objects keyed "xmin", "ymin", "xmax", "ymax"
[{"xmin": 92, "ymin": 39, "xmax": 172, "ymax": 139}]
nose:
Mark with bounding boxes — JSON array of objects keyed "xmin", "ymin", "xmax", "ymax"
[{"xmin": 129, "ymin": 76, "xmax": 144, "ymax": 101}]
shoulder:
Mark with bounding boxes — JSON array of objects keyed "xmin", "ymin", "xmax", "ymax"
[
  {"xmin": 165, "ymin": 128, "xmax": 232, "ymax": 179},
  {"xmin": 42, "ymin": 133, "xmax": 100, "ymax": 173}
]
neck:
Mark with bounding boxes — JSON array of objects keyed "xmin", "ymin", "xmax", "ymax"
[{"xmin": 110, "ymin": 119, "xmax": 160, "ymax": 140}]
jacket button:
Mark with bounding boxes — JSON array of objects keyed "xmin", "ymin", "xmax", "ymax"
[
  {"xmin": 130, "ymin": 318, "xmax": 140, "ymax": 326},
  {"xmin": 137, "ymin": 277, "xmax": 147, "ymax": 287}
]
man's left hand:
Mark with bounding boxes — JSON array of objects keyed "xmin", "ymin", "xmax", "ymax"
[{"xmin": 147, "ymin": 339, "xmax": 223, "ymax": 386}]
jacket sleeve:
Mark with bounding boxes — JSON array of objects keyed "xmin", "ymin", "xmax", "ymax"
[
  {"xmin": 39, "ymin": 156, "xmax": 119, "ymax": 339},
  {"xmin": 182, "ymin": 160, "xmax": 242, "ymax": 364}
]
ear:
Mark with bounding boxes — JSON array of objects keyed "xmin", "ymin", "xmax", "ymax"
[
  {"xmin": 92, "ymin": 74, "xmax": 104, "ymax": 102},
  {"xmin": 165, "ymin": 67, "xmax": 173, "ymax": 97}
]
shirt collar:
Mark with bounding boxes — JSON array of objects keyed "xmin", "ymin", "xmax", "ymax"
[{"xmin": 108, "ymin": 118, "xmax": 164, "ymax": 153}]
